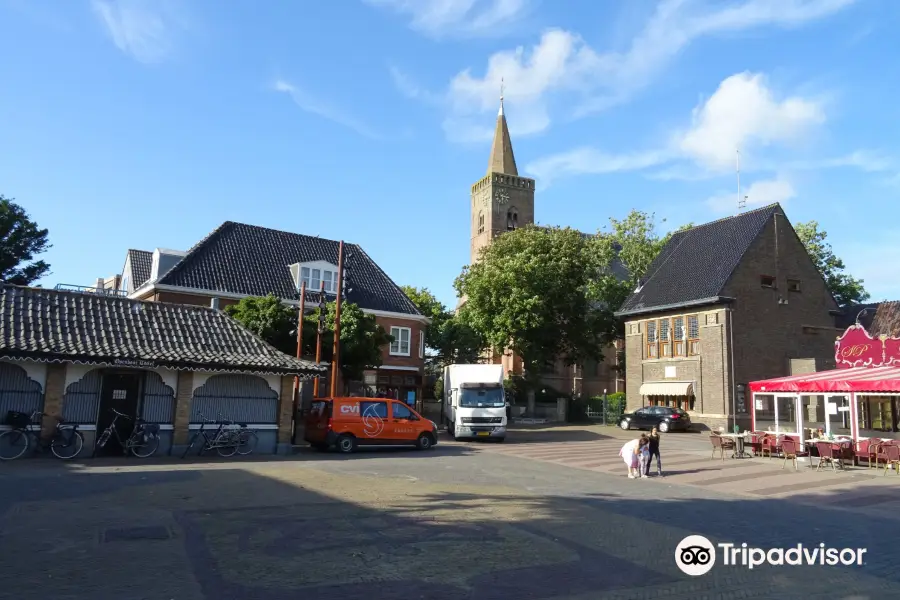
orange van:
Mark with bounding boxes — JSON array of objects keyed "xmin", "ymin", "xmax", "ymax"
[{"xmin": 304, "ymin": 397, "xmax": 438, "ymax": 453}]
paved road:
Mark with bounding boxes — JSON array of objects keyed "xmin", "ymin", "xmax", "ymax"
[{"xmin": 0, "ymin": 425, "xmax": 898, "ymax": 599}]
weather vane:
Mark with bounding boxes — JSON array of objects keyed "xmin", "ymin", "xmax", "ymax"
[{"xmin": 500, "ymin": 77, "xmax": 505, "ymax": 101}]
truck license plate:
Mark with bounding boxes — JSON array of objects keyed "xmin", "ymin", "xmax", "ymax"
[{"xmin": 477, "ymin": 431, "xmax": 490, "ymax": 436}]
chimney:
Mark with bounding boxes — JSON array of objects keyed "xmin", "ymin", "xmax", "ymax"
[{"xmin": 210, "ymin": 297, "xmax": 220, "ymax": 310}]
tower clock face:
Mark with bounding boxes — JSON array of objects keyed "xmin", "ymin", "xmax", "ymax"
[{"xmin": 495, "ymin": 188, "xmax": 510, "ymax": 205}]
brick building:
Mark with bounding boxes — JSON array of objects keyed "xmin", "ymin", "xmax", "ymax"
[
  {"xmin": 615, "ymin": 204, "xmax": 841, "ymax": 431},
  {"xmin": 0, "ymin": 284, "xmax": 324, "ymax": 456},
  {"xmin": 463, "ymin": 96, "xmax": 624, "ymax": 397},
  {"xmin": 114, "ymin": 223, "xmax": 429, "ymax": 403}
]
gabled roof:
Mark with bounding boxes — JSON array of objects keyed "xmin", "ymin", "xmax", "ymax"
[
  {"xmin": 0, "ymin": 284, "xmax": 325, "ymax": 377},
  {"xmin": 127, "ymin": 249, "xmax": 153, "ymax": 288},
  {"xmin": 151, "ymin": 222, "xmax": 422, "ymax": 316},
  {"xmin": 616, "ymin": 204, "xmax": 783, "ymax": 317}
]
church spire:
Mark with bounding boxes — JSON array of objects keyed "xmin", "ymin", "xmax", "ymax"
[{"xmin": 487, "ymin": 78, "xmax": 518, "ymax": 176}]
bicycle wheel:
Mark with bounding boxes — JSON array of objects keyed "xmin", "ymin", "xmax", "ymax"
[
  {"xmin": 130, "ymin": 433, "xmax": 159, "ymax": 458},
  {"xmin": 0, "ymin": 430, "xmax": 29, "ymax": 460},
  {"xmin": 50, "ymin": 429, "xmax": 84, "ymax": 460},
  {"xmin": 236, "ymin": 430, "xmax": 258, "ymax": 456},
  {"xmin": 216, "ymin": 433, "xmax": 238, "ymax": 457}
]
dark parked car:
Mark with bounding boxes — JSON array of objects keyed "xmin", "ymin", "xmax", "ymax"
[{"xmin": 619, "ymin": 406, "xmax": 691, "ymax": 433}]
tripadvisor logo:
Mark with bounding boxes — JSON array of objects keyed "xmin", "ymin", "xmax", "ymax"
[{"xmin": 675, "ymin": 535, "xmax": 867, "ymax": 576}]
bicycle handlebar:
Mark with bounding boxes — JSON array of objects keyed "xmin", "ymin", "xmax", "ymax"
[{"xmin": 110, "ymin": 408, "xmax": 132, "ymax": 419}]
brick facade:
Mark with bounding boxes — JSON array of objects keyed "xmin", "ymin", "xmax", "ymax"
[{"xmin": 623, "ymin": 214, "xmax": 839, "ymax": 431}]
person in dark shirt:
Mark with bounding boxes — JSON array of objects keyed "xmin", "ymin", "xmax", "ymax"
[{"xmin": 645, "ymin": 427, "xmax": 662, "ymax": 476}]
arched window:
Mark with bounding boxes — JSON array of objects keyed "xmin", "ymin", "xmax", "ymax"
[
  {"xmin": 506, "ymin": 208, "xmax": 518, "ymax": 231},
  {"xmin": 477, "ymin": 212, "xmax": 485, "ymax": 234}
]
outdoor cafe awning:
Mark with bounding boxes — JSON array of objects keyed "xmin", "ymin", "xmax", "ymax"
[
  {"xmin": 748, "ymin": 365, "xmax": 900, "ymax": 394},
  {"xmin": 639, "ymin": 381, "xmax": 694, "ymax": 396}
]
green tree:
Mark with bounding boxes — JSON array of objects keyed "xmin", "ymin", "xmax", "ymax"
[
  {"xmin": 400, "ymin": 285, "xmax": 486, "ymax": 369},
  {"xmin": 592, "ymin": 210, "xmax": 673, "ymax": 322},
  {"xmin": 0, "ymin": 195, "xmax": 51, "ymax": 285},
  {"xmin": 224, "ymin": 294, "xmax": 392, "ymax": 381},
  {"xmin": 454, "ymin": 226, "xmax": 616, "ymax": 374},
  {"xmin": 794, "ymin": 221, "xmax": 869, "ymax": 306}
]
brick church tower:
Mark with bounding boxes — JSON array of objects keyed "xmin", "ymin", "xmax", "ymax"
[{"xmin": 469, "ymin": 94, "xmax": 536, "ymax": 265}]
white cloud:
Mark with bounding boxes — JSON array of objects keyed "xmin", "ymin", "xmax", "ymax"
[
  {"xmin": 91, "ymin": 0, "xmax": 188, "ymax": 64},
  {"xmin": 706, "ymin": 178, "xmax": 796, "ymax": 212},
  {"xmin": 675, "ymin": 72, "xmax": 825, "ymax": 172},
  {"xmin": 525, "ymin": 147, "xmax": 671, "ymax": 186},
  {"xmin": 411, "ymin": 0, "xmax": 856, "ymax": 137},
  {"xmin": 525, "ymin": 71, "xmax": 828, "ymax": 184},
  {"xmin": 272, "ymin": 80, "xmax": 383, "ymax": 140},
  {"xmin": 364, "ymin": 0, "xmax": 529, "ymax": 38}
]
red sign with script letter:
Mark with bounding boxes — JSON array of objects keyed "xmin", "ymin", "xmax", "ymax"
[{"xmin": 834, "ymin": 324, "xmax": 899, "ymax": 368}]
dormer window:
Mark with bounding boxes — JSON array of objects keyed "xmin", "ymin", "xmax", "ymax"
[
  {"xmin": 302, "ymin": 266, "xmax": 336, "ymax": 293},
  {"xmin": 291, "ymin": 261, "xmax": 339, "ymax": 294}
]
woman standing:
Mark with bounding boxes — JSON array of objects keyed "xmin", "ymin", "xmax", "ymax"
[
  {"xmin": 646, "ymin": 427, "xmax": 662, "ymax": 476},
  {"xmin": 619, "ymin": 437, "xmax": 646, "ymax": 479}
]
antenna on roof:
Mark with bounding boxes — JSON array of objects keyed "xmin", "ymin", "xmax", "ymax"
[{"xmin": 736, "ymin": 148, "xmax": 743, "ymax": 214}]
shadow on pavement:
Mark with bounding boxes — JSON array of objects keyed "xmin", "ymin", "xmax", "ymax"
[{"xmin": 1, "ymin": 460, "xmax": 898, "ymax": 599}]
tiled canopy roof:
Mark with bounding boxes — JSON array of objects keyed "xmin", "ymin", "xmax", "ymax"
[
  {"xmin": 616, "ymin": 204, "xmax": 782, "ymax": 316},
  {"xmin": 127, "ymin": 249, "xmax": 153, "ymax": 288},
  {"xmin": 153, "ymin": 221, "xmax": 422, "ymax": 316},
  {"xmin": 0, "ymin": 285, "xmax": 326, "ymax": 377}
]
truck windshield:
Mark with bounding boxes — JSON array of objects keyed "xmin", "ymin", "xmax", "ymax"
[{"xmin": 459, "ymin": 387, "xmax": 505, "ymax": 408}]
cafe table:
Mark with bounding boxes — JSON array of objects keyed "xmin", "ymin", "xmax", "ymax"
[
  {"xmin": 717, "ymin": 433, "xmax": 750, "ymax": 458},
  {"xmin": 804, "ymin": 437, "xmax": 852, "ymax": 468}
]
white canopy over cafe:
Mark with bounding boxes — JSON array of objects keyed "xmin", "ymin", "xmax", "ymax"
[{"xmin": 748, "ymin": 323, "xmax": 900, "ymax": 450}]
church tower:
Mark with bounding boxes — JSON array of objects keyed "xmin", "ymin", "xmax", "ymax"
[{"xmin": 469, "ymin": 92, "xmax": 536, "ymax": 265}]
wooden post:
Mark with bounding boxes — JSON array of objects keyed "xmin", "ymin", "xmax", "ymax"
[
  {"xmin": 330, "ymin": 241, "xmax": 344, "ymax": 397},
  {"xmin": 313, "ymin": 280, "xmax": 326, "ymax": 397},
  {"xmin": 292, "ymin": 282, "xmax": 306, "ymax": 441}
]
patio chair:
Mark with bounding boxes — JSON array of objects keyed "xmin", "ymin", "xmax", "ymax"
[
  {"xmin": 815, "ymin": 442, "xmax": 841, "ymax": 471},
  {"xmin": 854, "ymin": 438, "xmax": 880, "ymax": 468},
  {"xmin": 874, "ymin": 441, "xmax": 896, "ymax": 471},
  {"xmin": 748, "ymin": 432, "xmax": 763, "ymax": 456},
  {"xmin": 780, "ymin": 438, "xmax": 809, "ymax": 470},
  {"xmin": 710, "ymin": 434, "xmax": 733, "ymax": 460},
  {"xmin": 881, "ymin": 444, "xmax": 900, "ymax": 476},
  {"xmin": 761, "ymin": 434, "xmax": 782, "ymax": 458}
]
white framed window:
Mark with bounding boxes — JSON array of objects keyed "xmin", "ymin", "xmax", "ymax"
[
  {"xmin": 419, "ymin": 330, "xmax": 425, "ymax": 359},
  {"xmin": 301, "ymin": 266, "xmax": 336, "ymax": 293},
  {"xmin": 390, "ymin": 326, "xmax": 411, "ymax": 356}
]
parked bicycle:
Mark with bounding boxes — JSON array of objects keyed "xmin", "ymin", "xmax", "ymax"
[
  {"xmin": 92, "ymin": 408, "xmax": 160, "ymax": 458},
  {"xmin": 218, "ymin": 415, "xmax": 258, "ymax": 456},
  {"xmin": 181, "ymin": 413, "xmax": 241, "ymax": 458},
  {"xmin": 0, "ymin": 410, "xmax": 84, "ymax": 461}
]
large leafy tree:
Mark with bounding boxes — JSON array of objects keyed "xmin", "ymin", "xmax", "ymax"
[
  {"xmin": 592, "ymin": 210, "xmax": 672, "ymax": 319},
  {"xmin": 0, "ymin": 195, "xmax": 51, "ymax": 285},
  {"xmin": 454, "ymin": 225, "xmax": 616, "ymax": 374},
  {"xmin": 401, "ymin": 285, "xmax": 485, "ymax": 369},
  {"xmin": 794, "ymin": 220, "xmax": 868, "ymax": 307},
  {"xmin": 224, "ymin": 294, "xmax": 392, "ymax": 380}
]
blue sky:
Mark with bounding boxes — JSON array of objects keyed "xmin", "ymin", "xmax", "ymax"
[{"xmin": 1, "ymin": 0, "xmax": 898, "ymax": 309}]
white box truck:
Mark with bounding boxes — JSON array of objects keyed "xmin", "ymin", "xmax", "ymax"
[{"xmin": 442, "ymin": 364, "xmax": 507, "ymax": 441}]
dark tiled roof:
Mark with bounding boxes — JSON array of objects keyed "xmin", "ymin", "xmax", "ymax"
[
  {"xmin": 127, "ymin": 249, "xmax": 153, "ymax": 287},
  {"xmin": 869, "ymin": 301, "xmax": 900, "ymax": 337},
  {"xmin": 835, "ymin": 302, "xmax": 881, "ymax": 331},
  {"xmin": 616, "ymin": 204, "xmax": 782, "ymax": 316},
  {"xmin": 155, "ymin": 222, "xmax": 422, "ymax": 316},
  {"xmin": 0, "ymin": 285, "xmax": 326, "ymax": 377}
]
